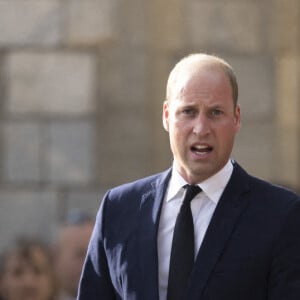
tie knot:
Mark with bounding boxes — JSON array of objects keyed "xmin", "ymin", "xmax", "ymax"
[{"xmin": 183, "ymin": 185, "xmax": 201, "ymax": 203}]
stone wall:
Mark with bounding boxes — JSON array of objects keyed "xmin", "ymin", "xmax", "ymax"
[{"xmin": 0, "ymin": 0, "xmax": 299, "ymax": 250}]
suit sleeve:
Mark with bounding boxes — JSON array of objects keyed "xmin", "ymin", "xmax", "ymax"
[
  {"xmin": 77, "ymin": 193, "xmax": 117, "ymax": 300},
  {"xmin": 268, "ymin": 198, "xmax": 300, "ymax": 300}
]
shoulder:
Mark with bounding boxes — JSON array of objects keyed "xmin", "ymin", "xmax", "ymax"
[
  {"xmin": 232, "ymin": 161, "xmax": 299, "ymax": 209},
  {"xmin": 96, "ymin": 169, "xmax": 171, "ymax": 233},
  {"xmin": 102, "ymin": 168, "xmax": 172, "ymax": 205},
  {"xmin": 247, "ymin": 172, "xmax": 298, "ymax": 203}
]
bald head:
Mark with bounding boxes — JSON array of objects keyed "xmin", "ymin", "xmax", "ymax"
[{"xmin": 166, "ymin": 54, "xmax": 238, "ymax": 107}]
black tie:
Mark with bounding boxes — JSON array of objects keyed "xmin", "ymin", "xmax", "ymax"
[{"xmin": 167, "ymin": 184, "xmax": 201, "ymax": 300}]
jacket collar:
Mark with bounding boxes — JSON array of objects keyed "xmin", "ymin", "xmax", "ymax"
[
  {"xmin": 136, "ymin": 163, "xmax": 251, "ymax": 299},
  {"xmin": 187, "ymin": 162, "xmax": 251, "ymax": 299},
  {"xmin": 137, "ymin": 168, "xmax": 172, "ymax": 300}
]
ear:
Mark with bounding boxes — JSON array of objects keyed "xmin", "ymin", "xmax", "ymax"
[
  {"xmin": 234, "ymin": 104, "xmax": 241, "ymax": 132},
  {"xmin": 162, "ymin": 100, "xmax": 170, "ymax": 132}
]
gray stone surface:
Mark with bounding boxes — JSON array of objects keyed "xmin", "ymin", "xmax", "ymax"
[
  {"xmin": 117, "ymin": 0, "xmax": 147, "ymax": 47},
  {"xmin": 64, "ymin": 188, "xmax": 105, "ymax": 218},
  {"xmin": 47, "ymin": 121, "xmax": 94, "ymax": 185},
  {"xmin": 98, "ymin": 109, "xmax": 152, "ymax": 186},
  {"xmin": 227, "ymin": 55, "xmax": 274, "ymax": 121},
  {"xmin": 275, "ymin": 56, "xmax": 300, "ymax": 127},
  {"xmin": 273, "ymin": 127, "xmax": 300, "ymax": 187},
  {"xmin": 2, "ymin": 121, "xmax": 41, "ymax": 182},
  {"xmin": 97, "ymin": 49, "xmax": 148, "ymax": 108},
  {"xmin": 270, "ymin": 0, "xmax": 300, "ymax": 52},
  {"xmin": 66, "ymin": 0, "xmax": 117, "ymax": 46},
  {"xmin": 232, "ymin": 121, "xmax": 275, "ymax": 181},
  {"xmin": 144, "ymin": 1, "xmax": 184, "ymax": 51},
  {"xmin": 0, "ymin": 0, "xmax": 63, "ymax": 46},
  {"xmin": 4, "ymin": 52, "xmax": 96, "ymax": 115},
  {"xmin": 186, "ymin": 1, "xmax": 264, "ymax": 52},
  {"xmin": 0, "ymin": 188, "xmax": 58, "ymax": 252}
]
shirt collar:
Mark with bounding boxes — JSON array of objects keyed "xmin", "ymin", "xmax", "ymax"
[{"xmin": 166, "ymin": 159, "xmax": 234, "ymax": 204}]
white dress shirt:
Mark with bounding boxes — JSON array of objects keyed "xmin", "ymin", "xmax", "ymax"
[{"xmin": 157, "ymin": 160, "xmax": 234, "ymax": 300}]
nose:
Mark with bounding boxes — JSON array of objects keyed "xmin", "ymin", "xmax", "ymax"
[
  {"xmin": 23, "ymin": 271, "xmax": 36, "ymax": 286},
  {"xmin": 192, "ymin": 114, "xmax": 210, "ymax": 136}
]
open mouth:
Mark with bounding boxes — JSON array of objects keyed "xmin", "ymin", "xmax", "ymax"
[{"xmin": 191, "ymin": 144, "xmax": 213, "ymax": 155}]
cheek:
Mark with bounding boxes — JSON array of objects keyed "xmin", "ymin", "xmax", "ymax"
[
  {"xmin": 169, "ymin": 125, "xmax": 188, "ymax": 152},
  {"xmin": 39, "ymin": 275, "xmax": 53, "ymax": 292},
  {"xmin": 169, "ymin": 122, "xmax": 182, "ymax": 140},
  {"xmin": 217, "ymin": 126, "xmax": 236, "ymax": 147},
  {"xmin": 2, "ymin": 276, "xmax": 18, "ymax": 288}
]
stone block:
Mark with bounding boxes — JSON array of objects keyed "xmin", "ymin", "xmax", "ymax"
[
  {"xmin": 2, "ymin": 121, "xmax": 41, "ymax": 182},
  {"xmin": 226, "ymin": 55, "xmax": 274, "ymax": 121},
  {"xmin": 0, "ymin": 0, "xmax": 62, "ymax": 46},
  {"xmin": 66, "ymin": 0, "xmax": 117, "ymax": 46},
  {"xmin": 64, "ymin": 188, "xmax": 104, "ymax": 218},
  {"xmin": 275, "ymin": 56, "xmax": 300, "ymax": 128},
  {"xmin": 186, "ymin": 1, "xmax": 264, "ymax": 52},
  {"xmin": 97, "ymin": 48, "xmax": 148, "ymax": 108},
  {"xmin": 272, "ymin": 127, "xmax": 300, "ymax": 187},
  {"xmin": 47, "ymin": 121, "xmax": 94, "ymax": 185},
  {"xmin": 0, "ymin": 189, "xmax": 58, "ymax": 252},
  {"xmin": 5, "ymin": 52, "xmax": 96, "ymax": 115},
  {"xmin": 232, "ymin": 121, "xmax": 275, "ymax": 182},
  {"xmin": 270, "ymin": 0, "xmax": 300, "ymax": 53},
  {"xmin": 98, "ymin": 110, "xmax": 152, "ymax": 186},
  {"xmin": 145, "ymin": 0, "xmax": 184, "ymax": 51},
  {"xmin": 117, "ymin": 0, "xmax": 147, "ymax": 47}
]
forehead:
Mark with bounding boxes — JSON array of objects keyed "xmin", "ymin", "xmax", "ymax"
[
  {"xmin": 4, "ymin": 247, "xmax": 49, "ymax": 270},
  {"xmin": 172, "ymin": 63, "xmax": 232, "ymax": 102}
]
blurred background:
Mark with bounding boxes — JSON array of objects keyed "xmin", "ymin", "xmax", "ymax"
[{"xmin": 0, "ymin": 0, "xmax": 299, "ymax": 251}]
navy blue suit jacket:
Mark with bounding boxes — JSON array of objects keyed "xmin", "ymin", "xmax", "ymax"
[{"xmin": 77, "ymin": 163, "xmax": 300, "ymax": 299}]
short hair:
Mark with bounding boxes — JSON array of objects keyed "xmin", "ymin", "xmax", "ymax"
[
  {"xmin": 166, "ymin": 53, "xmax": 239, "ymax": 107},
  {"xmin": 0, "ymin": 237, "xmax": 52, "ymax": 274}
]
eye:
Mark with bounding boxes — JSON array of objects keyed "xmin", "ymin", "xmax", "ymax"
[
  {"xmin": 182, "ymin": 108, "xmax": 195, "ymax": 115},
  {"xmin": 210, "ymin": 109, "xmax": 223, "ymax": 117},
  {"xmin": 12, "ymin": 267, "xmax": 24, "ymax": 277}
]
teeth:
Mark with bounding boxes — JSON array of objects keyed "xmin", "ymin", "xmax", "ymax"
[
  {"xmin": 192, "ymin": 144, "xmax": 212, "ymax": 154},
  {"xmin": 194, "ymin": 145, "xmax": 209, "ymax": 150}
]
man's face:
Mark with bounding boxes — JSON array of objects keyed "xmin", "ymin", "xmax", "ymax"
[
  {"xmin": 163, "ymin": 64, "xmax": 241, "ymax": 184},
  {"xmin": 56, "ymin": 223, "xmax": 93, "ymax": 297}
]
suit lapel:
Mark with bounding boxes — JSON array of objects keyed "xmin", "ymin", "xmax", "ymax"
[
  {"xmin": 137, "ymin": 169, "xmax": 171, "ymax": 300},
  {"xmin": 188, "ymin": 163, "xmax": 251, "ymax": 299}
]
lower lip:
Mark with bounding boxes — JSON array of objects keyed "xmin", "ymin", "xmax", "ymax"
[{"xmin": 190, "ymin": 149, "xmax": 213, "ymax": 160}]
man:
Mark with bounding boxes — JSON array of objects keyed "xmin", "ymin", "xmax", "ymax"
[
  {"xmin": 77, "ymin": 54, "xmax": 300, "ymax": 299},
  {"xmin": 55, "ymin": 210, "xmax": 94, "ymax": 300}
]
